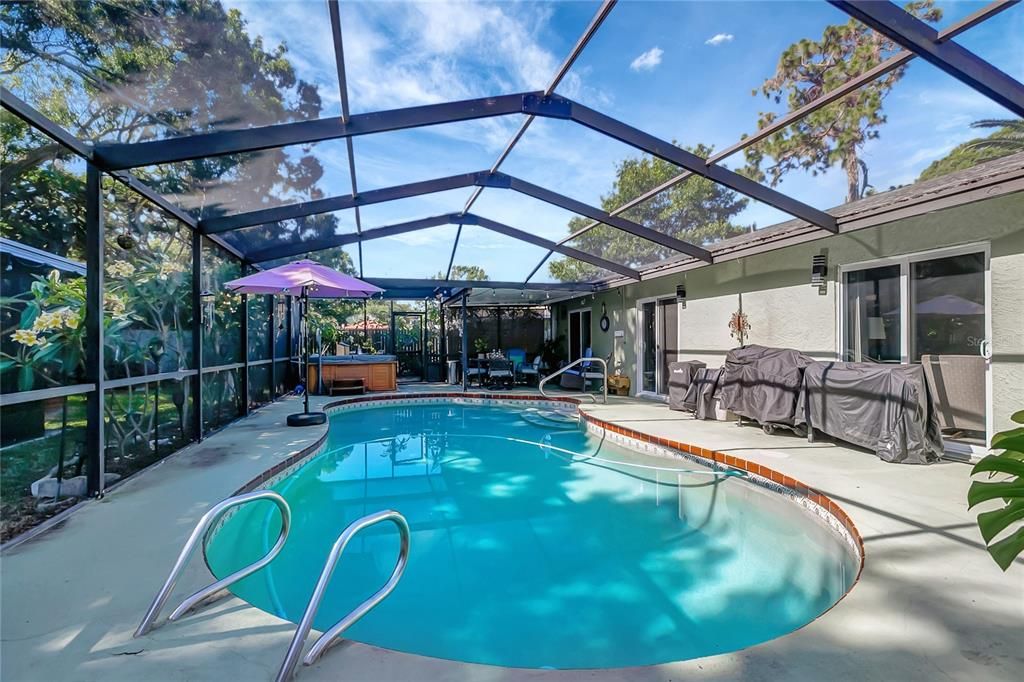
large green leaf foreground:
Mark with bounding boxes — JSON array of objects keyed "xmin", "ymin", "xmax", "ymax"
[{"xmin": 968, "ymin": 410, "xmax": 1024, "ymax": 571}]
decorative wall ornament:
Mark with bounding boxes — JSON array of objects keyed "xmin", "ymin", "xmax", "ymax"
[
  {"xmin": 729, "ymin": 310, "xmax": 751, "ymax": 346},
  {"xmin": 599, "ymin": 302, "xmax": 610, "ymax": 332}
]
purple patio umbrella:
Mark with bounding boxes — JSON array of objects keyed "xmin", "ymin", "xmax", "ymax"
[{"xmin": 225, "ymin": 260, "xmax": 384, "ymax": 426}]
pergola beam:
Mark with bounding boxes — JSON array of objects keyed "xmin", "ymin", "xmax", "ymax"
[
  {"xmin": 92, "ymin": 92, "xmax": 539, "ymax": 170},
  {"xmin": 829, "ymin": 0, "xmax": 1024, "ymax": 117}
]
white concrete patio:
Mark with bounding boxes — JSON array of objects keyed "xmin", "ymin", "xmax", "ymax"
[{"xmin": 1, "ymin": 390, "xmax": 1021, "ymax": 682}]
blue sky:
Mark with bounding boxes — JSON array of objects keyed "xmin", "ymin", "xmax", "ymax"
[{"xmin": 220, "ymin": 0, "xmax": 1023, "ymax": 282}]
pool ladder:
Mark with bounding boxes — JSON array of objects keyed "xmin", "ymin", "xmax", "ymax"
[
  {"xmin": 539, "ymin": 356, "xmax": 609, "ymax": 404},
  {"xmin": 134, "ymin": 491, "xmax": 410, "ymax": 682}
]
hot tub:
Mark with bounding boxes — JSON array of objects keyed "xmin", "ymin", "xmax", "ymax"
[{"xmin": 308, "ymin": 354, "xmax": 398, "ymax": 392}]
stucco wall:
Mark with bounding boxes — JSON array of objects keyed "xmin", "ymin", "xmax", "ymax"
[{"xmin": 552, "ymin": 191, "xmax": 1023, "ymax": 436}]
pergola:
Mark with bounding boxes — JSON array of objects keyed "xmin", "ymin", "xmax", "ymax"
[{"xmin": 1, "ymin": 0, "xmax": 1021, "ymax": 496}]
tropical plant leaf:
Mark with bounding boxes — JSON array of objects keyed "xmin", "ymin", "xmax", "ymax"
[
  {"xmin": 971, "ymin": 453, "xmax": 1024, "ymax": 479},
  {"xmin": 970, "ymin": 409, "xmax": 1024, "ymax": 571},
  {"xmin": 988, "ymin": 527, "xmax": 1024, "ymax": 571},
  {"xmin": 976, "ymin": 501, "xmax": 1024, "ymax": 544}
]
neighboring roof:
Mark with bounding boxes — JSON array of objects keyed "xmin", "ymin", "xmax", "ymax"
[
  {"xmin": 603, "ymin": 151, "xmax": 1024, "ymax": 287},
  {"xmin": 0, "ymin": 237, "xmax": 87, "ymax": 275}
]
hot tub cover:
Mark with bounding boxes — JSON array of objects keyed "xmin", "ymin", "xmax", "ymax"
[
  {"xmin": 718, "ymin": 345, "xmax": 814, "ymax": 426},
  {"xmin": 796, "ymin": 362, "xmax": 944, "ymax": 464}
]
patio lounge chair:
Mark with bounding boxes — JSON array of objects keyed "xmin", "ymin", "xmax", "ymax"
[{"xmin": 506, "ymin": 348, "xmax": 527, "ymax": 382}]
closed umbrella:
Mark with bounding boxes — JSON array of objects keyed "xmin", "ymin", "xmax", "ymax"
[{"xmin": 225, "ymin": 260, "xmax": 383, "ymax": 426}]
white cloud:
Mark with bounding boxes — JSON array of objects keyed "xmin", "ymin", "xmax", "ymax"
[
  {"xmin": 705, "ymin": 33, "xmax": 734, "ymax": 47},
  {"xmin": 629, "ymin": 47, "xmax": 663, "ymax": 72}
]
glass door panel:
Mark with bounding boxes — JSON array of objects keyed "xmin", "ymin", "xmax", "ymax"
[
  {"xmin": 641, "ymin": 301, "xmax": 657, "ymax": 393},
  {"xmin": 658, "ymin": 299, "xmax": 678, "ymax": 395},
  {"xmin": 844, "ymin": 265, "xmax": 901, "ymax": 363},
  {"xmin": 910, "ymin": 253, "xmax": 986, "ymax": 360},
  {"xmin": 568, "ymin": 311, "xmax": 582, "ymax": 363},
  {"xmin": 911, "ymin": 252, "xmax": 987, "ymax": 442}
]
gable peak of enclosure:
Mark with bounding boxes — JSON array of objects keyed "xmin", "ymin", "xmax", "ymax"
[{"xmin": 2, "ymin": 0, "xmax": 1022, "ymax": 289}]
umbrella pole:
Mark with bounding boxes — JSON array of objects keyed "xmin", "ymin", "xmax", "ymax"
[{"xmin": 287, "ymin": 285, "xmax": 326, "ymax": 427}]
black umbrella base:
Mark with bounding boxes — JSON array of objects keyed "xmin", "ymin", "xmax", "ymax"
[{"xmin": 287, "ymin": 411, "xmax": 327, "ymax": 427}]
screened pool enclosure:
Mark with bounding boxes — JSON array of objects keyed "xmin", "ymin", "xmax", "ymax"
[{"xmin": 2, "ymin": 0, "xmax": 1022, "ymax": 536}]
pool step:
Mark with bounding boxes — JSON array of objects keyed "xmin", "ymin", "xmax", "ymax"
[{"xmin": 520, "ymin": 407, "xmax": 579, "ymax": 427}]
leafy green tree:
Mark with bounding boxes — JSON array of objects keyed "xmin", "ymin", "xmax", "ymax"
[
  {"xmin": 967, "ymin": 119, "xmax": 1024, "ymax": 154},
  {"xmin": 550, "ymin": 144, "xmax": 749, "ymax": 281},
  {"xmin": 917, "ymin": 123, "xmax": 1023, "ymax": 182},
  {"xmin": 743, "ymin": 1, "xmax": 942, "ymax": 203},
  {"xmin": 433, "ymin": 265, "xmax": 489, "ymax": 281}
]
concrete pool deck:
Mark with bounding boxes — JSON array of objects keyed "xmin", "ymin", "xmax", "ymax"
[{"xmin": 1, "ymin": 390, "xmax": 1022, "ymax": 681}]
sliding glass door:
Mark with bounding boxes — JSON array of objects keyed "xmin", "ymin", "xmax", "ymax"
[
  {"xmin": 842, "ymin": 246, "xmax": 990, "ymax": 449},
  {"xmin": 637, "ymin": 297, "xmax": 679, "ymax": 396},
  {"xmin": 568, "ymin": 308, "xmax": 591, "ymax": 364}
]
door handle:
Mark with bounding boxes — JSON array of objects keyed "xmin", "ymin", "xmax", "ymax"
[{"xmin": 979, "ymin": 338, "xmax": 992, "ymax": 359}]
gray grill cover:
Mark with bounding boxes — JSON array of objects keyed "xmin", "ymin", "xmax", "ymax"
[
  {"xmin": 668, "ymin": 361, "xmax": 706, "ymax": 411},
  {"xmin": 796, "ymin": 362, "xmax": 944, "ymax": 464},
  {"xmin": 683, "ymin": 367, "xmax": 724, "ymax": 420},
  {"xmin": 718, "ymin": 345, "xmax": 814, "ymax": 426}
]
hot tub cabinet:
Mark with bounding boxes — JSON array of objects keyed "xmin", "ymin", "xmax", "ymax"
[{"xmin": 309, "ymin": 355, "xmax": 398, "ymax": 393}]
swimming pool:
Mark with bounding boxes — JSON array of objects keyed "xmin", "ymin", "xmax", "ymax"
[{"xmin": 207, "ymin": 399, "xmax": 858, "ymax": 669}]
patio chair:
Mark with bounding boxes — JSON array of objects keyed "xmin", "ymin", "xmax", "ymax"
[
  {"xmin": 487, "ymin": 359, "xmax": 515, "ymax": 390},
  {"xmin": 465, "ymin": 358, "xmax": 485, "ymax": 387},
  {"xmin": 560, "ymin": 348, "xmax": 605, "ymax": 391},
  {"xmin": 506, "ymin": 348, "xmax": 527, "ymax": 382},
  {"xmin": 519, "ymin": 356, "xmax": 543, "ymax": 385}
]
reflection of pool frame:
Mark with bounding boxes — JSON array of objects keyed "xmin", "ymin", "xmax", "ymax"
[{"xmin": 230, "ymin": 393, "xmax": 865, "ymax": 615}]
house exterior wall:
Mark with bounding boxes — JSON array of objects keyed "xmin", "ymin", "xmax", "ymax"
[{"xmin": 552, "ymin": 191, "xmax": 1024, "ymax": 436}]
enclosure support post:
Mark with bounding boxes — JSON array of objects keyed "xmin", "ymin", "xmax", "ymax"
[
  {"xmin": 439, "ymin": 302, "xmax": 447, "ymax": 382},
  {"xmin": 461, "ymin": 292, "xmax": 469, "ymax": 391},
  {"xmin": 84, "ymin": 163, "xmax": 105, "ymax": 496},
  {"xmin": 241, "ymin": 291, "xmax": 249, "ymax": 416},
  {"xmin": 496, "ymin": 307, "xmax": 502, "ymax": 351},
  {"xmin": 192, "ymin": 230, "xmax": 204, "ymax": 442},
  {"xmin": 422, "ymin": 300, "xmax": 428, "ymax": 382},
  {"xmin": 270, "ymin": 295, "xmax": 277, "ymax": 397},
  {"xmin": 388, "ymin": 301, "xmax": 395, "ymax": 355},
  {"xmin": 285, "ymin": 296, "xmax": 293, "ymax": 388}
]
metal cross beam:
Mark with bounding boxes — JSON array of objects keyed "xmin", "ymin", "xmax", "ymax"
[
  {"xmin": 244, "ymin": 214, "xmax": 453, "ymax": 263},
  {"xmin": 363, "ymin": 277, "xmax": 597, "ymax": 292},
  {"xmin": 201, "ymin": 169, "xmax": 709, "ymax": 261},
  {"xmin": 92, "ymin": 92, "xmax": 540, "ymax": 170},
  {"xmin": 463, "ymin": 214, "xmax": 640, "ymax": 279},
  {"xmin": 200, "ymin": 172, "xmax": 482, "ymax": 234},
  {"xmin": 829, "ymin": 0, "xmax": 1024, "ymax": 118},
  {"xmin": 524, "ymin": 94, "xmax": 839, "ymax": 233},
  {"xmin": 485, "ymin": 172, "xmax": 713, "ymax": 262},
  {"xmin": 246, "ymin": 211, "xmax": 641, "ymax": 279}
]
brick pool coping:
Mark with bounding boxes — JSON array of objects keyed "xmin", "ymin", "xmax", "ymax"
[{"xmin": 229, "ymin": 392, "xmax": 864, "ymax": 593}]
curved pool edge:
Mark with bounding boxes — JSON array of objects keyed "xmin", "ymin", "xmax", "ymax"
[{"xmin": 219, "ymin": 392, "xmax": 865, "ymax": 666}]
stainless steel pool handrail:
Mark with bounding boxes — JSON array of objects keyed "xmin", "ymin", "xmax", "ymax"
[
  {"xmin": 276, "ymin": 509, "xmax": 411, "ymax": 682},
  {"xmin": 135, "ymin": 490, "xmax": 291, "ymax": 637},
  {"xmin": 539, "ymin": 356, "xmax": 608, "ymax": 404}
]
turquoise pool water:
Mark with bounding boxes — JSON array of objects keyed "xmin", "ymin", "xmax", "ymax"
[{"xmin": 206, "ymin": 401, "xmax": 857, "ymax": 669}]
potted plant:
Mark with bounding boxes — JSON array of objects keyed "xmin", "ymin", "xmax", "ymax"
[{"xmin": 473, "ymin": 337, "xmax": 489, "ymax": 359}]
